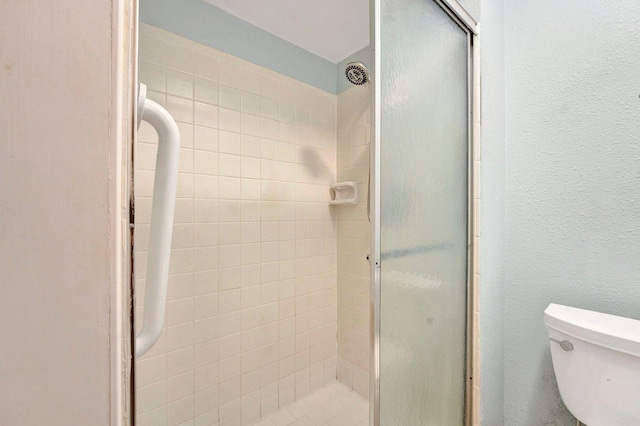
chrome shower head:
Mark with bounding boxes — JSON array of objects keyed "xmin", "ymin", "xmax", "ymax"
[{"xmin": 345, "ymin": 62, "xmax": 369, "ymax": 86}]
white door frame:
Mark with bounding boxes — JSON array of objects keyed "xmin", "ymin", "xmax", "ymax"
[{"xmin": 112, "ymin": 0, "xmax": 137, "ymax": 424}]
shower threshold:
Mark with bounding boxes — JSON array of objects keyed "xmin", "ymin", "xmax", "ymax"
[{"xmin": 255, "ymin": 382, "xmax": 368, "ymax": 426}]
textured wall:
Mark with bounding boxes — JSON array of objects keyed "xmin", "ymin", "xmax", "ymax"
[
  {"xmin": 504, "ymin": 1, "xmax": 640, "ymax": 424},
  {"xmin": 458, "ymin": 0, "xmax": 480, "ymax": 22},
  {"xmin": 479, "ymin": 0, "xmax": 505, "ymax": 424}
]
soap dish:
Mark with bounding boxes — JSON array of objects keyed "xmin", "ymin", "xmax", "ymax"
[{"xmin": 329, "ymin": 182, "xmax": 359, "ymax": 205}]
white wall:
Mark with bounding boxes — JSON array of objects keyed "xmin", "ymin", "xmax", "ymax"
[
  {"xmin": 135, "ymin": 25, "xmax": 339, "ymax": 426},
  {"xmin": 0, "ymin": 0, "xmax": 130, "ymax": 424},
  {"xmin": 503, "ymin": 1, "xmax": 640, "ymax": 424}
]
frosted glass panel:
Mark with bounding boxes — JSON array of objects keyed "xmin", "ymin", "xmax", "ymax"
[{"xmin": 379, "ymin": 0, "xmax": 469, "ymax": 424}]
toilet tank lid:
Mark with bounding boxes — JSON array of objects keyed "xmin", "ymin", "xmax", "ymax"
[{"xmin": 544, "ymin": 303, "xmax": 640, "ymax": 357}]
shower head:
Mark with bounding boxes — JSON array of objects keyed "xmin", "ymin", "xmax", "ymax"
[{"xmin": 345, "ymin": 62, "xmax": 369, "ymax": 86}]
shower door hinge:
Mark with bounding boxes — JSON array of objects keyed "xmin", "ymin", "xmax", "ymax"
[{"xmin": 366, "ymin": 254, "xmax": 380, "ymax": 267}]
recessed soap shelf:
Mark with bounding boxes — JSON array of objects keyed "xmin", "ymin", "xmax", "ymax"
[{"xmin": 329, "ymin": 182, "xmax": 358, "ymax": 205}]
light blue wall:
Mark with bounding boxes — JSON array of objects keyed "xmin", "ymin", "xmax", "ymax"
[
  {"xmin": 478, "ymin": 0, "xmax": 505, "ymax": 424},
  {"xmin": 503, "ymin": 1, "xmax": 640, "ymax": 424},
  {"xmin": 140, "ymin": 0, "xmax": 339, "ymax": 93}
]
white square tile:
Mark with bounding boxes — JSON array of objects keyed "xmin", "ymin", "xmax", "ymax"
[
  {"xmin": 242, "ymin": 402, "xmax": 261, "ymax": 426},
  {"xmin": 242, "ymin": 347, "xmax": 262, "ymax": 374},
  {"xmin": 194, "ymin": 102, "xmax": 218, "ymax": 128},
  {"xmin": 261, "ymin": 97, "xmax": 279, "ymax": 120},
  {"xmin": 219, "ymin": 107, "xmax": 241, "ymax": 132},
  {"xmin": 167, "ymin": 69, "xmax": 193, "ymax": 98},
  {"xmin": 219, "ymin": 130, "xmax": 241, "ymax": 154},
  {"xmin": 139, "ymin": 61, "xmax": 166, "ymax": 93},
  {"xmin": 195, "ymin": 223, "xmax": 219, "ymax": 247},
  {"xmin": 219, "ymin": 289, "xmax": 241, "ymax": 313},
  {"xmin": 167, "ymin": 371, "xmax": 194, "ymax": 402},
  {"xmin": 262, "ymin": 222, "xmax": 279, "ymax": 242},
  {"xmin": 261, "ymin": 159, "xmax": 279, "ymax": 180},
  {"xmin": 218, "ymin": 200, "xmax": 241, "ymax": 222},
  {"xmin": 219, "ymin": 177, "xmax": 241, "ymax": 200},
  {"xmin": 193, "ymin": 316, "xmax": 219, "ymax": 345},
  {"xmin": 241, "ymin": 113, "xmax": 261, "ymax": 137},
  {"xmin": 219, "ymin": 378, "xmax": 242, "ymax": 406},
  {"xmin": 219, "ymin": 311, "xmax": 242, "ymax": 338},
  {"xmin": 177, "ymin": 122, "xmax": 194, "ymax": 149},
  {"xmin": 167, "ymin": 95, "xmax": 194, "ymax": 123},
  {"xmin": 241, "ymin": 243, "xmax": 261, "ymax": 265},
  {"xmin": 269, "ymin": 408, "xmax": 295, "ymax": 426},
  {"xmin": 193, "ymin": 339, "xmax": 219, "ymax": 370},
  {"xmin": 242, "ymin": 178, "xmax": 261, "ymax": 200},
  {"xmin": 195, "ymin": 78, "xmax": 219, "ymax": 105},
  {"xmin": 261, "ymin": 181, "xmax": 279, "ymax": 201},
  {"xmin": 195, "ymin": 126, "xmax": 218, "ymax": 152},
  {"xmin": 241, "ymin": 134, "xmax": 261, "ymax": 158},
  {"xmin": 194, "ymin": 175, "xmax": 219, "ymax": 199},
  {"xmin": 241, "ymin": 265, "xmax": 261, "ymax": 288},
  {"xmin": 194, "ymin": 150, "xmax": 218, "ymax": 175},
  {"xmin": 219, "ymin": 153, "xmax": 241, "ymax": 177},
  {"xmin": 194, "ymin": 408, "xmax": 219, "ymax": 426},
  {"xmin": 219, "ymin": 267, "xmax": 241, "ymax": 291},
  {"xmin": 261, "ymin": 302, "xmax": 279, "ymax": 325},
  {"xmin": 219, "ymin": 355, "xmax": 241, "ymax": 382},
  {"xmin": 168, "ymin": 395, "xmax": 195, "ymax": 426},
  {"xmin": 261, "ymin": 138, "xmax": 279, "ymax": 160},
  {"xmin": 167, "ymin": 322, "xmax": 194, "ymax": 352},
  {"xmin": 261, "ymin": 394, "xmax": 279, "ymax": 419},
  {"xmin": 167, "ymin": 347, "xmax": 195, "ymax": 377},
  {"xmin": 241, "ymin": 157, "xmax": 261, "ymax": 179},
  {"xmin": 241, "ymin": 91, "xmax": 262, "ymax": 116},
  {"xmin": 241, "ymin": 327, "xmax": 262, "ymax": 352},
  {"xmin": 194, "ymin": 199, "xmax": 219, "ymax": 223},
  {"xmin": 136, "ymin": 380, "xmax": 167, "ymax": 414},
  {"xmin": 260, "ymin": 262, "xmax": 279, "ymax": 284},
  {"xmin": 260, "ymin": 242, "xmax": 279, "ymax": 263},
  {"xmin": 218, "ymin": 333, "xmax": 241, "ymax": 360},
  {"xmin": 241, "ymin": 285, "xmax": 261, "ymax": 310},
  {"xmin": 241, "ymin": 369, "xmax": 261, "ymax": 395},
  {"xmin": 260, "ymin": 201, "xmax": 279, "ymax": 221},
  {"xmin": 240, "ymin": 222, "xmax": 261, "ymax": 244},
  {"xmin": 193, "ymin": 362, "xmax": 219, "ymax": 392},
  {"xmin": 219, "ymin": 85, "xmax": 241, "ymax": 111}
]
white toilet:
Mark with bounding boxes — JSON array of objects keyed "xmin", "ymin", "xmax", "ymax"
[{"xmin": 544, "ymin": 304, "xmax": 640, "ymax": 425}]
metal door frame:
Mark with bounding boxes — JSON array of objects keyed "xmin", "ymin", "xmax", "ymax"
[{"xmin": 369, "ymin": 1, "xmax": 479, "ymax": 424}]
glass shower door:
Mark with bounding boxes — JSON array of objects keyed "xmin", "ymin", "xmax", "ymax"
[{"xmin": 372, "ymin": 0, "xmax": 472, "ymax": 424}]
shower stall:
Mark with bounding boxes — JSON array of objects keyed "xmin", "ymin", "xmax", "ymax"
[{"xmin": 133, "ymin": 0, "xmax": 479, "ymax": 424}]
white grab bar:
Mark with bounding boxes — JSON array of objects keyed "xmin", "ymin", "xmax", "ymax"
[{"xmin": 135, "ymin": 84, "xmax": 180, "ymax": 358}]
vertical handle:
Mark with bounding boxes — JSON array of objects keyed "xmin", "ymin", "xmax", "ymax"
[{"xmin": 135, "ymin": 84, "xmax": 180, "ymax": 358}]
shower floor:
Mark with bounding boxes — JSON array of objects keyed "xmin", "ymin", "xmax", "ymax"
[{"xmin": 255, "ymin": 382, "xmax": 369, "ymax": 426}]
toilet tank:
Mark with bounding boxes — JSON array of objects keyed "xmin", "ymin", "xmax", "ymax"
[{"xmin": 544, "ymin": 304, "xmax": 640, "ymax": 426}]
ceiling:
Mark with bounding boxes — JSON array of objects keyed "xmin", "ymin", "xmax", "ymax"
[{"xmin": 203, "ymin": 0, "xmax": 369, "ymax": 64}]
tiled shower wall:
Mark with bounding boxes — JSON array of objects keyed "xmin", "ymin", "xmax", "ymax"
[
  {"xmin": 336, "ymin": 86, "xmax": 371, "ymax": 400},
  {"xmin": 134, "ymin": 24, "xmax": 338, "ymax": 426}
]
